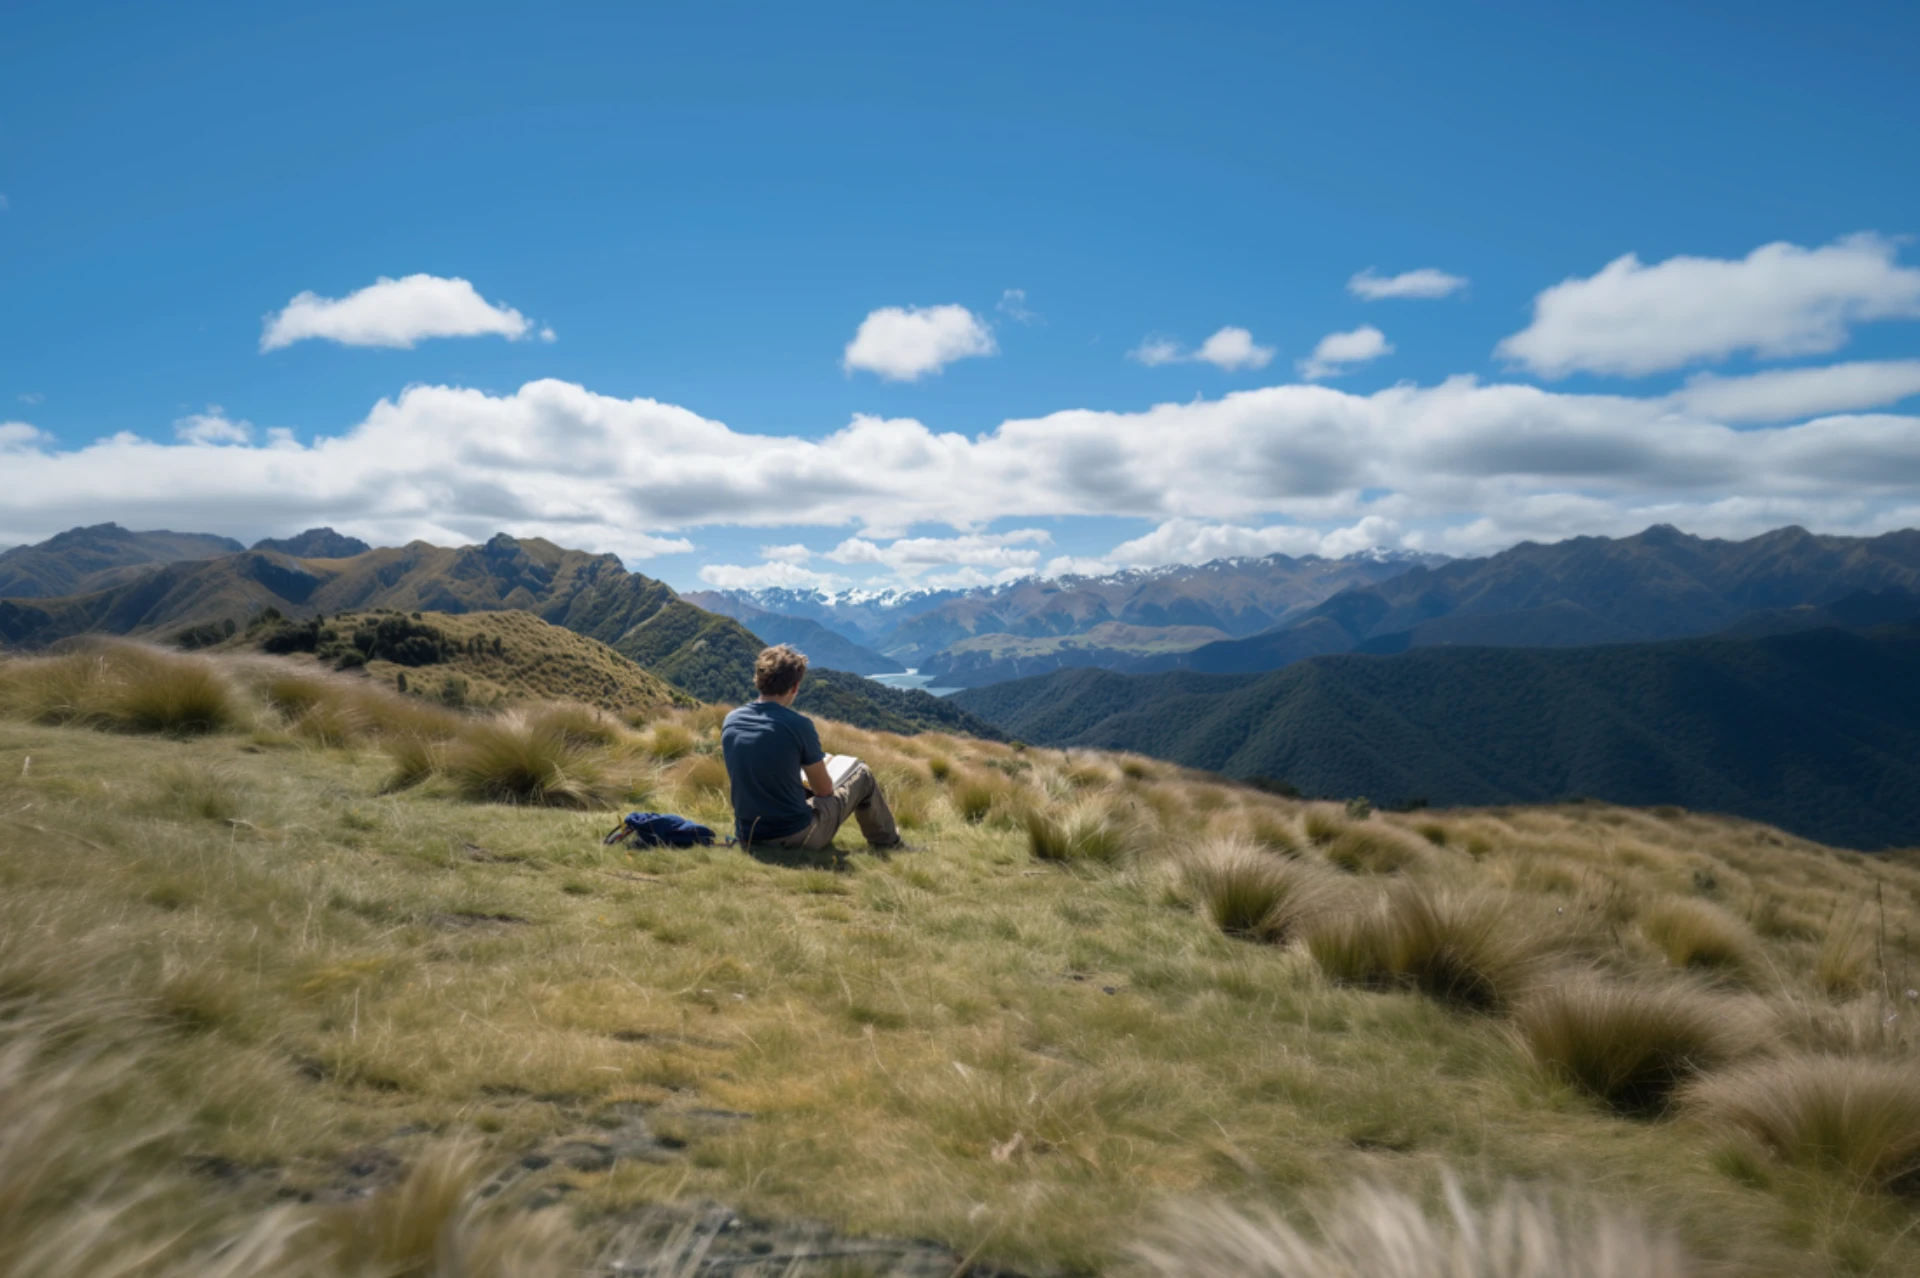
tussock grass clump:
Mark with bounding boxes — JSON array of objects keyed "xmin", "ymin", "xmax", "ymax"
[
  {"xmin": 443, "ymin": 712, "xmax": 608, "ymax": 808},
  {"xmin": 1685, "ymin": 1055, "xmax": 1920, "ymax": 1190},
  {"xmin": 2, "ymin": 643, "xmax": 243, "ymax": 736},
  {"xmin": 315, "ymin": 1142, "xmax": 570, "ymax": 1277},
  {"xmin": 152, "ymin": 763, "xmax": 245, "ymax": 823},
  {"xmin": 1514, "ymin": 977, "xmax": 1760, "ymax": 1115},
  {"xmin": 1771, "ymin": 994, "xmax": 1920, "ymax": 1058},
  {"xmin": 1751, "ymin": 894, "xmax": 1822, "ymax": 943},
  {"xmin": 1814, "ymin": 908, "xmax": 1874, "ymax": 996},
  {"xmin": 1125, "ymin": 1175, "xmax": 1693, "ymax": 1278},
  {"xmin": 1302, "ymin": 805, "xmax": 1346, "ymax": 846},
  {"xmin": 1640, "ymin": 897, "xmax": 1761, "ymax": 977},
  {"xmin": 255, "ymin": 665, "xmax": 462, "ymax": 746},
  {"xmin": 953, "ymin": 775, "xmax": 1003, "ymax": 824},
  {"xmin": 381, "ymin": 734, "xmax": 445, "ymax": 792},
  {"xmin": 524, "ymin": 701, "xmax": 624, "ymax": 748},
  {"xmin": 675, "ymin": 754, "xmax": 730, "ymax": 795},
  {"xmin": 1308, "ymin": 884, "xmax": 1551, "ymax": 1011},
  {"xmin": 1064, "ymin": 759, "xmax": 1117, "ymax": 791},
  {"xmin": 1182, "ymin": 838, "xmax": 1329, "ymax": 944},
  {"xmin": 1027, "ymin": 801, "xmax": 1142, "ymax": 867},
  {"xmin": 926, "ymin": 755, "xmax": 953, "ymax": 782},
  {"xmin": 643, "ymin": 722, "xmax": 695, "ymax": 761},
  {"xmin": 1244, "ymin": 812, "xmax": 1302, "ymax": 855},
  {"xmin": 1324, "ymin": 825, "xmax": 1426, "ymax": 875}
]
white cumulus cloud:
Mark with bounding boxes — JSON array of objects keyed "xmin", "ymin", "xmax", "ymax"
[
  {"xmin": 697, "ymin": 561, "xmax": 848, "ymax": 591},
  {"xmin": 842, "ymin": 304, "xmax": 996, "ymax": 381},
  {"xmin": 1671, "ymin": 360, "xmax": 1920, "ymax": 424},
  {"xmin": 1348, "ymin": 268, "xmax": 1469, "ymax": 300},
  {"xmin": 824, "ymin": 530, "xmax": 1051, "ymax": 576},
  {"xmin": 0, "ymin": 421, "xmax": 51, "ymax": 451},
  {"xmin": 759, "ymin": 543, "xmax": 814, "ymax": 565},
  {"xmin": 173, "ymin": 406, "xmax": 253, "ymax": 446},
  {"xmin": 1497, "ymin": 234, "xmax": 1920, "ymax": 378},
  {"xmin": 1128, "ymin": 326, "xmax": 1274, "ymax": 371},
  {"xmin": 1299, "ymin": 326, "xmax": 1393, "ymax": 380},
  {"xmin": 1108, "ymin": 516, "xmax": 1401, "ymax": 565},
  {"xmin": 261, "ymin": 274, "xmax": 537, "ymax": 351}
]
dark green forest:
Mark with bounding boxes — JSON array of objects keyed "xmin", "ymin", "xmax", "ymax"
[{"xmin": 956, "ymin": 625, "xmax": 1920, "ymax": 850}]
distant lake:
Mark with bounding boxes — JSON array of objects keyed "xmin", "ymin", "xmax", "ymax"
[{"xmin": 867, "ymin": 670, "xmax": 962, "ymax": 698}]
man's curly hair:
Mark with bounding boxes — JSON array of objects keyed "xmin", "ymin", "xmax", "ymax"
[{"xmin": 753, "ymin": 644, "xmax": 809, "ymax": 697}]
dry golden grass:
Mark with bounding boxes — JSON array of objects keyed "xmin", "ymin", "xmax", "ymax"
[
  {"xmin": 1026, "ymin": 799, "xmax": 1143, "ymax": 866},
  {"xmin": 1323, "ymin": 823, "xmax": 1428, "ymax": 876},
  {"xmin": 1685, "ymin": 1056, "xmax": 1920, "ymax": 1189},
  {"xmin": 1640, "ymin": 898, "xmax": 1763, "ymax": 979},
  {"xmin": 1181, "ymin": 836, "xmax": 1331, "ymax": 944},
  {"xmin": 1125, "ymin": 1175, "xmax": 1695, "ymax": 1278},
  {"xmin": 1514, "ymin": 976, "xmax": 1763, "ymax": 1115},
  {"xmin": 1307, "ymin": 883, "xmax": 1555, "ymax": 1011},
  {"xmin": 3, "ymin": 646, "xmax": 1920, "ymax": 1273},
  {"xmin": 0, "ymin": 641, "xmax": 245, "ymax": 736},
  {"xmin": 442, "ymin": 711, "xmax": 611, "ymax": 807}
]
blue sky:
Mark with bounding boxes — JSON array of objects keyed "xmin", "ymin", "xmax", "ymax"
[{"xmin": 3, "ymin": 0, "xmax": 1918, "ymax": 592}]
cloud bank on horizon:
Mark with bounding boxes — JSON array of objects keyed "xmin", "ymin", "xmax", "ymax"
[{"xmin": 5, "ymin": 234, "xmax": 1920, "ymax": 593}]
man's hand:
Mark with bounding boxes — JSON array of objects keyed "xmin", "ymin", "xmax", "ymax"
[{"xmin": 802, "ymin": 760, "xmax": 835, "ymax": 798}]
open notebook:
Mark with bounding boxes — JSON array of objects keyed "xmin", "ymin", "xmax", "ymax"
[{"xmin": 800, "ymin": 753, "xmax": 860, "ymax": 789}]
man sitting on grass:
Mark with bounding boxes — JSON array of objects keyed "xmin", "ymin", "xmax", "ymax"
[{"xmin": 721, "ymin": 644, "xmax": 902, "ymax": 851}]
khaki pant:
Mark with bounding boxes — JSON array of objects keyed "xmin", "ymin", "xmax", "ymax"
[{"xmin": 764, "ymin": 761, "xmax": 900, "ymax": 850}]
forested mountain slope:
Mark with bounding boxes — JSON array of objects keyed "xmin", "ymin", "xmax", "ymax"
[{"xmin": 956, "ymin": 624, "xmax": 1920, "ymax": 849}]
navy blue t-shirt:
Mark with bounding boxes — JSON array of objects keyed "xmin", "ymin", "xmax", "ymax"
[{"xmin": 720, "ymin": 700, "xmax": 825, "ymax": 842}]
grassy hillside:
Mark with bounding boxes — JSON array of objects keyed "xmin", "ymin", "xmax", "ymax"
[
  {"xmin": 955, "ymin": 624, "xmax": 1920, "ymax": 850},
  {"xmin": 2, "ymin": 642, "xmax": 1919, "ymax": 1275},
  {"xmin": 237, "ymin": 608, "xmax": 696, "ymax": 713},
  {"xmin": 1153, "ymin": 524, "xmax": 1920, "ymax": 676}
]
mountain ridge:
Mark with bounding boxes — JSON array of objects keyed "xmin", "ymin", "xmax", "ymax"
[{"xmin": 1140, "ymin": 524, "xmax": 1920, "ymax": 677}]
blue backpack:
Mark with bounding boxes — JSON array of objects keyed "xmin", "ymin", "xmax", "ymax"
[{"xmin": 603, "ymin": 811, "xmax": 718, "ymax": 849}]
